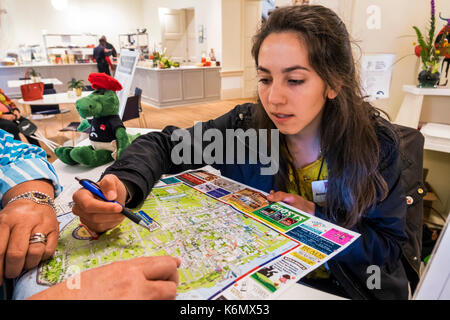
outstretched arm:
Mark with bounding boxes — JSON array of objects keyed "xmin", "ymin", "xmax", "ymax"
[
  {"xmin": 28, "ymin": 256, "xmax": 180, "ymax": 300},
  {"xmin": 102, "ymin": 103, "xmax": 255, "ymax": 208}
]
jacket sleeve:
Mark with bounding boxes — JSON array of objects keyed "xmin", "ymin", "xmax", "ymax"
[
  {"xmin": 314, "ymin": 148, "xmax": 409, "ymax": 298},
  {"xmin": 0, "ymin": 130, "xmax": 62, "ymax": 208},
  {"xmin": 102, "ymin": 104, "xmax": 254, "ymax": 207}
]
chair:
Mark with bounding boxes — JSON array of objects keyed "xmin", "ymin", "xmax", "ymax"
[{"xmin": 122, "ymin": 87, "xmax": 148, "ymax": 128}]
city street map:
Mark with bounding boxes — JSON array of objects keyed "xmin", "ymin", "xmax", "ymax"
[{"xmin": 37, "ymin": 170, "xmax": 360, "ymax": 300}]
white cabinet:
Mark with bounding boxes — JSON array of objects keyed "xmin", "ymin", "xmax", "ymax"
[{"xmin": 133, "ymin": 66, "xmax": 221, "ymax": 107}]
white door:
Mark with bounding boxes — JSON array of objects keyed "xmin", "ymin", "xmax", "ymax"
[
  {"xmin": 160, "ymin": 8, "xmax": 187, "ymax": 62},
  {"xmin": 243, "ymin": 0, "xmax": 262, "ymax": 98},
  {"xmin": 186, "ymin": 9, "xmax": 197, "ymax": 63}
]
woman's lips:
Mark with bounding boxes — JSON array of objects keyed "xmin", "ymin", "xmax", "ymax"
[{"xmin": 272, "ymin": 113, "xmax": 294, "ymax": 122}]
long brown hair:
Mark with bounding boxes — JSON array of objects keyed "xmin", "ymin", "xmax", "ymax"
[{"xmin": 251, "ymin": 5, "xmax": 397, "ymax": 228}]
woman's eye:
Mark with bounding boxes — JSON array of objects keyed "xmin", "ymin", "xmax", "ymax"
[
  {"xmin": 288, "ymin": 79, "xmax": 305, "ymax": 85},
  {"xmin": 258, "ymin": 78, "xmax": 271, "ymax": 84}
]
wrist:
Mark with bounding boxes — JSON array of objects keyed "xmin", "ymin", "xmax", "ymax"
[
  {"xmin": 121, "ymin": 180, "xmax": 136, "ymax": 206},
  {"xmin": 6, "ymin": 191, "xmax": 56, "ymax": 214}
]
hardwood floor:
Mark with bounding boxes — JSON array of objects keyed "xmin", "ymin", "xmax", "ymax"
[{"xmin": 15, "ymin": 97, "xmax": 257, "ymax": 163}]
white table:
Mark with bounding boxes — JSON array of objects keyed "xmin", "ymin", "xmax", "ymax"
[
  {"xmin": 394, "ymin": 85, "xmax": 450, "ymax": 153},
  {"xmin": 7, "ymin": 78, "xmax": 63, "ymax": 88},
  {"xmin": 18, "ymin": 91, "xmax": 91, "ymax": 106},
  {"xmin": 17, "ymin": 91, "xmax": 92, "ymax": 142},
  {"xmin": 12, "ymin": 128, "xmax": 344, "ymax": 300},
  {"xmin": 394, "ymin": 85, "xmax": 450, "ymax": 129}
]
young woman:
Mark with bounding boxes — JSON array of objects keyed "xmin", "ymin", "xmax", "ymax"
[{"xmin": 72, "ymin": 5, "xmax": 409, "ymax": 299}]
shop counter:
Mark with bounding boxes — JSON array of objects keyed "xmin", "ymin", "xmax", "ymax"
[{"xmin": 131, "ymin": 65, "xmax": 222, "ymax": 107}]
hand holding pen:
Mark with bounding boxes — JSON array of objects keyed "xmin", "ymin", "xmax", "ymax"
[{"xmin": 72, "ymin": 174, "xmax": 130, "ymax": 233}]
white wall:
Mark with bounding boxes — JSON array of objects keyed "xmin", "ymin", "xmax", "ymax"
[
  {"xmin": 0, "ymin": 0, "xmax": 144, "ymax": 56},
  {"xmin": 141, "ymin": 0, "xmax": 222, "ymax": 61}
]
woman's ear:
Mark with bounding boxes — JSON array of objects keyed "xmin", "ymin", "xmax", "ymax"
[
  {"xmin": 326, "ymin": 84, "xmax": 340, "ymax": 100},
  {"xmin": 327, "ymin": 88, "xmax": 339, "ymax": 100}
]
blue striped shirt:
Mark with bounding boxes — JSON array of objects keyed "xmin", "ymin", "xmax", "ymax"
[{"xmin": 0, "ymin": 129, "xmax": 62, "ymax": 208}]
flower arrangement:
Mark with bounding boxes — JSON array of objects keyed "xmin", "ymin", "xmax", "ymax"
[
  {"xmin": 412, "ymin": 0, "xmax": 450, "ymax": 87},
  {"xmin": 413, "ymin": 0, "xmax": 441, "ymax": 73}
]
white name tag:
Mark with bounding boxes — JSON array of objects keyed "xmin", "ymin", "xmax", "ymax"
[{"xmin": 312, "ymin": 180, "xmax": 328, "ymax": 203}]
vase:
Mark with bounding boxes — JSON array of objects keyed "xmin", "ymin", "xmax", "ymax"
[
  {"xmin": 75, "ymin": 88, "xmax": 83, "ymax": 97},
  {"xmin": 417, "ymin": 70, "xmax": 441, "ymax": 88}
]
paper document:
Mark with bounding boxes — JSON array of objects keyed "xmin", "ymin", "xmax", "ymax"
[
  {"xmin": 361, "ymin": 54, "xmax": 396, "ymax": 101},
  {"xmin": 26, "ymin": 170, "xmax": 360, "ymax": 300}
]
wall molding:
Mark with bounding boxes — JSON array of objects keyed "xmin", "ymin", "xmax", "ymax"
[{"xmin": 220, "ymin": 70, "xmax": 244, "ymax": 77}]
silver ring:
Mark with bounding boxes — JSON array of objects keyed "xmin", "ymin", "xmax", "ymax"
[{"xmin": 29, "ymin": 233, "xmax": 47, "ymax": 245}]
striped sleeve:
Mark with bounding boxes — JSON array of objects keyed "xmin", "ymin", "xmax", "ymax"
[{"xmin": 0, "ymin": 130, "xmax": 62, "ymax": 208}]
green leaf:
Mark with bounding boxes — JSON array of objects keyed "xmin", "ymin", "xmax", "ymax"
[{"xmin": 413, "ymin": 26, "xmax": 428, "ymax": 66}]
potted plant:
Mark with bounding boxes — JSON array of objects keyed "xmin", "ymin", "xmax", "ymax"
[
  {"xmin": 29, "ymin": 68, "xmax": 41, "ymax": 82},
  {"xmin": 412, "ymin": 0, "xmax": 448, "ymax": 88},
  {"xmin": 67, "ymin": 78, "xmax": 85, "ymax": 97}
]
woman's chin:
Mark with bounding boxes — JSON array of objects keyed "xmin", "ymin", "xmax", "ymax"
[{"xmin": 274, "ymin": 124, "xmax": 303, "ymax": 136}]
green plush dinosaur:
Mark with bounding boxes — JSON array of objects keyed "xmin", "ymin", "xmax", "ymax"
[{"xmin": 55, "ymin": 73, "xmax": 138, "ymax": 167}]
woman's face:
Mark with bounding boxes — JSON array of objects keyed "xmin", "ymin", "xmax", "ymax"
[{"xmin": 257, "ymin": 32, "xmax": 336, "ymax": 136}]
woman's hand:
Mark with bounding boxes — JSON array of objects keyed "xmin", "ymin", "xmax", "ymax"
[
  {"xmin": 29, "ymin": 256, "xmax": 181, "ymax": 300},
  {"xmin": 266, "ymin": 190, "xmax": 315, "ymax": 215},
  {"xmin": 72, "ymin": 174, "xmax": 127, "ymax": 233},
  {"xmin": 1, "ymin": 113, "xmax": 16, "ymax": 121},
  {"xmin": 0, "ymin": 181, "xmax": 59, "ymax": 282}
]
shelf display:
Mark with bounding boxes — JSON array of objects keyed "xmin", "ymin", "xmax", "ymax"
[
  {"xmin": 119, "ymin": 31, "xmax": 149, "ymax": 54},
  {"xmin": 42, "ymin": 33, "xmax": 99, "ymax": 64}
]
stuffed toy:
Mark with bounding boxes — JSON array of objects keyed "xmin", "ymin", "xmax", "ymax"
[{"xmin": 55, "ymin": 73, "xmax": 138, "ymax": 167}]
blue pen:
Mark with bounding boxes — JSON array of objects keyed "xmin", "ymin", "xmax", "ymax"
[{"xmin": 75, "ymin": 177, "xmax": 152, "ymax": 231}]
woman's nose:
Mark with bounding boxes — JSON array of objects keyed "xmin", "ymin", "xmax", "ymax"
[{"xmin": 268, "ymin": 81, "xmax": 287, "ymax": 105}]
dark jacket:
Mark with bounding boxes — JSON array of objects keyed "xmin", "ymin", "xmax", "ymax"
[{"xmin": 104, "ymin": 103, "xmax": 409, "ymax": 300}]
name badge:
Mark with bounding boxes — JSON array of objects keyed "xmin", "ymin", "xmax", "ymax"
[{"xmin": 312, "ymin": 180, "xmax": 328, "ymax": 203}]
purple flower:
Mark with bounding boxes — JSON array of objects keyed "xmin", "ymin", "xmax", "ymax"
[{"xmin": 431, "ymin": 0, "xmax": 435, "ymax": 17}]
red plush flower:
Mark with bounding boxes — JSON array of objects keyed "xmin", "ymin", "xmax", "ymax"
[{"xmin": 88, "ymin": 73, "xmax": 123, "ymax": 91}]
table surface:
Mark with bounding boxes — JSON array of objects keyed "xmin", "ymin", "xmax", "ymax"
[
  {"xmin": 13, "ymin": 128, "xmax": 343, "ymax": 300},
  {"xmin": 18, "ymin": 91, "xmax": 91, "ymax": 105},
  {"xmin": 7, "ymin": 78, "xmax": 63, "ymax": 88}
]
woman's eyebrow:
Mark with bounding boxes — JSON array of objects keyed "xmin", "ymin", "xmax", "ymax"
[
  {"xmin": 283, "ymin": 65, "xmax": 310, "ymax": 73},
  {"xmin": 257, "ymin": 65, "xmax": 310, "ymax": 73},
  {"xmin": 257, "ymin": 66, "xmax": 270, "ymax": 73}
]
